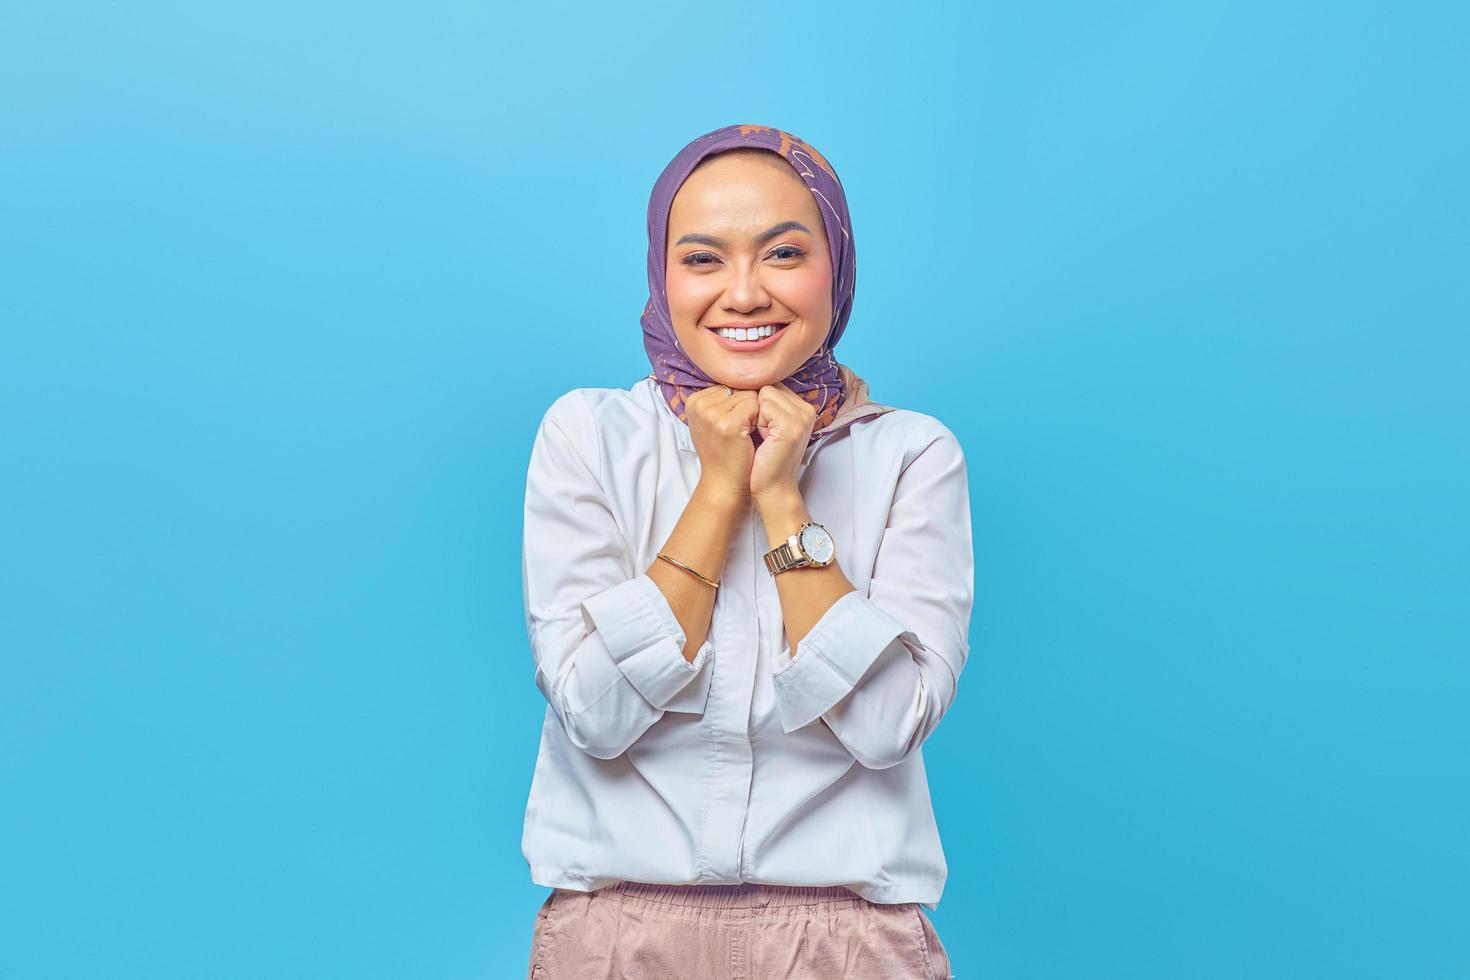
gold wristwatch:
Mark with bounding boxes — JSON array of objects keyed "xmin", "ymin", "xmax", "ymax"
[{"xmin": 763, "ymin": 521, "xmax": 837, "ymax": 575}]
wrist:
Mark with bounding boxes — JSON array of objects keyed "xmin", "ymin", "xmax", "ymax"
[
  {"xmin": 752, "ymin": 483, "xmax": 802, "ymax": 512},
  {"xmin": 693, "ymin": 478, "xmax": 747, "ymax": 515},
  {"xmin": 758, "ymin": 495, "xmax": 810, "ymax": 547}
]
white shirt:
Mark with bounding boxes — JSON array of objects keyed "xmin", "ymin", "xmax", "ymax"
[{"xmin": 518, "ymin": 372, "xmax": 974, "ymax": 909}]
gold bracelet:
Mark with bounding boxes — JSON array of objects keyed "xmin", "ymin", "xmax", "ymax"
[{"xmin": 657, "ymin": 552, "xmax": 720, "ymax": 590}]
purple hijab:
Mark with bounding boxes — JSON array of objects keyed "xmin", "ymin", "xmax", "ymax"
[{"xmin": 640, "ymin": 124, "xmax": 857, "ymax": 446}]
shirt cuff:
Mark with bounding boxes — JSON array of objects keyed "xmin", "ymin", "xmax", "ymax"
[
  {"xmin": 770, "ymin": 590, "xmax": 914, "ymax": 733},
  {"xmin": 579, "ymin": 573, "xmax": 714, "ymax": 712}
]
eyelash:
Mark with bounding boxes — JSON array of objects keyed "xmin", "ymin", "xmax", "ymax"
[{"xmin": 681, "ymin": 245, "xmax": 807, "ymax": 267}]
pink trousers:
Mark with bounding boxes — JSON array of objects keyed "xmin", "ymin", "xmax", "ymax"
[{"xmin": 526, "ymin": 880, "xmax": 953, "ymax": 979}]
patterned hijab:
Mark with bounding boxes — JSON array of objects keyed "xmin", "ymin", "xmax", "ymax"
[{"xmin": 640, "ymin": 124, "xmax": 880, "ymax": 447}]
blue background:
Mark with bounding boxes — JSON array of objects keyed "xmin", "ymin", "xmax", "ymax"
[{"xmin": 3, "ymin": 1, "xmax": 1465, "ymax": 977}]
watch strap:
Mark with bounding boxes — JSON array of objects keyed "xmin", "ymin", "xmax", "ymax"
[{"xmin": 763, "ymin": 539, "xmax": 807, "ymax": 575}]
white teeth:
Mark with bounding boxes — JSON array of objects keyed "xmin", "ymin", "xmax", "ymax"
[{"xmin": 716, "ymin": 324, "xmax": 777, "ymax": 341}]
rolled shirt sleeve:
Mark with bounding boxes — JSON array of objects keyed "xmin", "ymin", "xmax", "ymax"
[
  {"xmin": 770, "ymin": 590, "xmax": 913, "ymax": 733},
  {"xmin": 523, "ymin": 391, "xmax": 715, "ymax": 760},
  {"xmin": 580, "ymin": 573, "xmax": 714, "ymax": 713},
  {"xmin": 770, "ymin": 423, "xmax": 973, "ymax": 770}
]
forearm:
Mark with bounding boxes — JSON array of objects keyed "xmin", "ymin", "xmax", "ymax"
[
  {"xmin": 756, "ymin": 490, "xmax": 856, "ymax": 658},
  {"xmin": 645, "ymin": 478, "xmax": 746, "ymax": 662}
]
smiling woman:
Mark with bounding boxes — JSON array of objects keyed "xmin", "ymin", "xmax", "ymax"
[
  {"xmin": 520, "ymin": 124, "xmax": 967, "ymax": 980},
  {"xmin": 664, "ymin": 148, "xmax": 836, "ymax": 393}
]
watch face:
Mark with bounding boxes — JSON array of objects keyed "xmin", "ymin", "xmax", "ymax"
[{"xmin": 799, "ymin": 523, "xmax": 835, "ymax": 565}]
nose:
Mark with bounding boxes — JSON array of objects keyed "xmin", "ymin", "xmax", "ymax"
[{"xmin": 722, "ymin": 261, "xmax": 772, "ymax": 313}]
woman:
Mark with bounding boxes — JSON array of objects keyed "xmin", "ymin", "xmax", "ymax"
[{"xmin": 520, "ymin": 124, "xmax": 971, "ymax": 979}]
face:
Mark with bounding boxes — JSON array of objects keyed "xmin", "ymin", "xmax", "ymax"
[{"xmin": 664, "ymin": 150, "xmax": 833, "ymax": 391}]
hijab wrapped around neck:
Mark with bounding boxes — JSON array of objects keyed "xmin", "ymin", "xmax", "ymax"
[{"xmin": 640, "ymin": 124, "xmax": 891, "ymax": 447}]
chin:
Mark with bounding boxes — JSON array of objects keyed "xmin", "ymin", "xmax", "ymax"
[
  {"xmin": 680, "ymin": 326, "xmax": 824, "ymax": 390},
  {"xmin": 700, "ymin": 354, "xmax": 791, "ymax": 390}
]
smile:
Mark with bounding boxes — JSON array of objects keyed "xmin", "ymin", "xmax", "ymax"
[{"xmin": 706, "ymin": 323, "xmax": 789, "ymax": 352}]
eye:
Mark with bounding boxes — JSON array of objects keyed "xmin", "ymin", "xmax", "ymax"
[{"xmin": 679, "ymin": 246, "xmax": 807, "ymax": 267}]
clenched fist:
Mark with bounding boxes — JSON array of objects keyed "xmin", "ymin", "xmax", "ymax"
[
  {"xmin": 685, "ymin": 383, "xmax": 760, "ymax": 503},
  {"xmin": 749, "ymin": 381, "xmax": 817, "ymax": 508}
]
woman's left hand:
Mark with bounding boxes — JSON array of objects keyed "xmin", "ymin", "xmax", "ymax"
[{"xmin": 749, "ymin": 381, "xmax": 817, "ymax": 509}]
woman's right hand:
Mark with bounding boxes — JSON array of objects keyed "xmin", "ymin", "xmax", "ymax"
[{"xmin": 685, "ymin": 383, "xmax": 759, "ymax": 505}]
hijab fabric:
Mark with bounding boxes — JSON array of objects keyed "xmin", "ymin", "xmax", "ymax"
[{"xmin": 640, "ymin": 124, "xmax": 884, "ymax": 447}]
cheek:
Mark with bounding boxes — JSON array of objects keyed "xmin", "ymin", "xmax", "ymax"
[
  {"xmin": 664, "ymin": 268, "xmax": 710, "ymax": 321},
  {"xmin": 783, "ymin": 264, "xmax": 833, "ymax": 319}
]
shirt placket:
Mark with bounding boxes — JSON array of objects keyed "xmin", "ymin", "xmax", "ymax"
[
  {"xmin": 696, "ymin": 494, "xmax": 760, "ymax": 882},
  {"xmin": 695, "ymin": 445, "xmax": 823, "ymax": 884}
]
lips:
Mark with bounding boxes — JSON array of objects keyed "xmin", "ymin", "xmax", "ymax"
[{"xmin": 706, "ymin": 323, "xmax": 789, "ymax": 352}]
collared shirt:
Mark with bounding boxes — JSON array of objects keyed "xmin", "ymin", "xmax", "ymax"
[{"xmin": 518, "ymin": 372, "xmax": 974, "ymax": 909}]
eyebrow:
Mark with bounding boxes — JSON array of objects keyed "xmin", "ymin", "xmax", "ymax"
[{"xmin": 674, "ymin": 221, "xmax": 812, "ymax": 249}]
